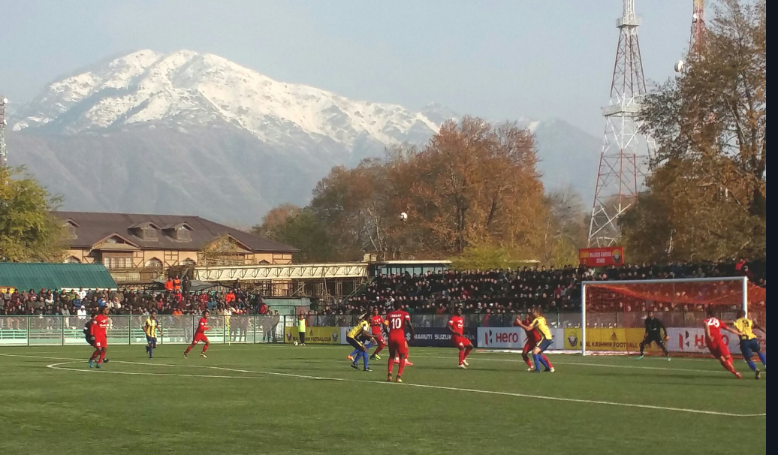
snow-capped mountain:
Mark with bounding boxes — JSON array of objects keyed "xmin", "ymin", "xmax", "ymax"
[
  {"xmin": 13, "ymin": 50, "xmax": 439, "ymax": 155},
  {"xmin": 7, "ymin": 50, "xmax": 599, "ymax": 224}
]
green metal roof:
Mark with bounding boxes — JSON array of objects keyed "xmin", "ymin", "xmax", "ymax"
[{"xmin": 0, "ymin": 263, "xmax": 117, "ymax": 291}]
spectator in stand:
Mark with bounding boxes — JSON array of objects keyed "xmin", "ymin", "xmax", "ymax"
[{"xmin": 182, "ymin": 274, "xmax": 191, "ymax": 295}]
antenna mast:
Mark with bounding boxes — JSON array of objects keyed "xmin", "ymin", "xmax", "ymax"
[
  {"xmin": 0, "ymin": 96, "xmax": 7, "ymax": 168},
  {"xmin": 587, "ymin": 0, "xmax": 656, "ymax": 247}
]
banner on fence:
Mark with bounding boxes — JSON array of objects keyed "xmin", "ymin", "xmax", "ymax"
[
  {"xmin": 410, "ymin": 327, "xmax": 477, "ymax": 347},
  {"xmin": 666, "ymin": 327, "xmax": 767, "ymax": 354},
  {"xmin": 579, "ymin": 246, "xmax": 624, "ymax": 267},
  {"xmin": 284, "ymin": 326, "xmax": 341, "ymax": 344},
  {"xmin": 564, "ymin": 328, "xmax": 647, "ymax": 352},
  {"xmin": 476, "ymin": 327, "xmax": 565, "ymax": 349}
]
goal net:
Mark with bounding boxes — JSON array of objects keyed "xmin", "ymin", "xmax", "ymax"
[{"xmin": 580, "ymin": 277, "xmax": 767, "ymax": 356}]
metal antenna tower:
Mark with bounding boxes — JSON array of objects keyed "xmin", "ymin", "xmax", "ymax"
[
  {"xmin": 690, "ymin": 0, "xmax": 707, "ymax": 55},
  {"xmin": 0, "ymin": 96, "xmax": 7, "ymax": 168},
  {"xmin": 587, "ymin": 0, "xmax": 656, "ymax": 247}
]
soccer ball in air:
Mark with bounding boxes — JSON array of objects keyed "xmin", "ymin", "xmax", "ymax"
[
  {"xmin": 400, "ymin": 212, "xmax": 408, "ymax": 221},
  {"xmin": 294, "ymin": 340, "xmax": 298, "ymax": 346},
  {"xmin": 674, "ymin": 60, "xmax": 685, "ymax": 73}
]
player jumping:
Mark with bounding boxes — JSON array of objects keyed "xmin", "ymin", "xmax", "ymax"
[
  {"xmin": 514, "ymin": 313, "xmax": 553, "ymax": 372},
  {"xmin": 732, "ymin": 310, "xmax": 767, "ymax": 379},
  {"xmin": 703, "ymin": 308, "xmax": 743, "ymax": 379},
  {"xmin": 515, "ymin": 308, "xmax": 555, "ymax": 373},
  {"xmin": 143, "ymin": 310, "xmax": 163, "ymax": 359},
  {"xmin": 637, "ymin": 311, "xmax": 670, "ymax": 361},
  {"xmin": 88, "ymin": 306, "xmax": 110, "ymax": 369},
  {"xmin": 184, "ymin": 309, "xmax": 211, "ymax": 358},
  {"xmin": 447, "ymin": 306, "xmax": 473, "ymax": 369},
  {"xmin": 387, "ymin": 300, "xmax": 415, "ymax": 383}
]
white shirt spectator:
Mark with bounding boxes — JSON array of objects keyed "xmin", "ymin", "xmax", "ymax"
[
  {"xmin": 77, "ymin": 307, "xmax": 87, "ymax": 320},
  {"xmin": 78, "ymin": 289, "xmax": 87, "ymax": 300}
]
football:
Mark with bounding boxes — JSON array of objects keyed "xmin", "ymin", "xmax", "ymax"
[
  {"xmin": 400, "ymin": 212, "xmax": 408, "ymax": 221},
  {"xmin": 293, "ymin": 340, "xmax": 298, "ymax": 346}
]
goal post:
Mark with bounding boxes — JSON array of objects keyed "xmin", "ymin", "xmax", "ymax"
[{"xmin": 580, "ymin": 277, "xmax": 766, "ymax": 356}]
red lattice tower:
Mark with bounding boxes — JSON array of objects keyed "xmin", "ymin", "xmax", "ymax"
[
  {"xmin": 587, "ymin": 0, "xmax": 656, "ymax": 247},
  {"xmin": 690, "ymin": 0, "xmax": 707, "ymax": 56}
]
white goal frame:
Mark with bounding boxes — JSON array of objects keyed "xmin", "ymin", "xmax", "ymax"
[{"xmin": 580, "ymin": 276, "xmax": 749, "ymax": 356}]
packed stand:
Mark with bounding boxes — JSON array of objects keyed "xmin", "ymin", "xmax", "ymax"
[{"xmin": 335, "ymin": 259, "xmax": 765, "ymax": 319}]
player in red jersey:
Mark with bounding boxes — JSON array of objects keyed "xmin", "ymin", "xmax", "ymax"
[
  {"xmin": 184, "ymin": 309, "xmax": 211, "ymax": 358},
  {"xmin": 514, "ymin": 313, "xmax": 553, "ymax": 372},
  {"xmin": 88, "ymin": 306, "xmax": 110, "ymax": 369},
  {"xmin": 369, "ymin": 307, "xmax": 387, "ymax": 360},
  {"xmin": 703, "ymin": 308, "xmax": 743, "ymax": 378},
  {"xmin": 386, "ymin": 301, "xmax": 415, "ymax": 383},
  {"xmin": 447, "ymin": 306, "xmax": 473, "ymax": 369}
]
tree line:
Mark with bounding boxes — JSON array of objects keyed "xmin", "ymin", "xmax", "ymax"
[
  {"xmin": 253, "ymin": 117, "xmax": 587, "ymax": 267},
  {"xmin": 1, "ymin": 1, "xmax": 765, "ymax": 267}
]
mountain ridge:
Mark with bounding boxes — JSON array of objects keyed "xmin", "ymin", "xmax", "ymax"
[{"xmin": 7, "ymin": 49, "xmax": 599, "ymax": 224}]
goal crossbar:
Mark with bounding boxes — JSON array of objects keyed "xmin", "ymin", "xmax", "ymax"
[{"xmin": 580, "ymin": 276, "xmax": 750, "ymax": 356}]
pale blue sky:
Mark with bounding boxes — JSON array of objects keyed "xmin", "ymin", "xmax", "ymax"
[{"xmin": 0, "ymin": 0, "xmax": 692, "ymax": 136}]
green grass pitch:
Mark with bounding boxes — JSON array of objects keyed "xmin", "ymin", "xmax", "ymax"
[{"xmin": 0, "ymin": 344, "xmax": 766, "ymax": 455}]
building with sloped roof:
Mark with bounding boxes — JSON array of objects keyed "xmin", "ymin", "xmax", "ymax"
[{"xmin": 54, "ymin": 211, "xmax": 298, "ymax": 284}]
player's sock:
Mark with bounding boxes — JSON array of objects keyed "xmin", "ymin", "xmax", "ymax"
[
  {"xmin": 398, "ymin": 358, "xmax": 406, "ymax": 376},
  {"xmin": 353, "ymin": 351, "xmax": 363, "ymax": 365},
  {"xmin": 98, "ymin": 350, "xmax": 106, "ymax": 364},
  {"xmin": 522, "ymin": 354, "xmax": 532, "ymax": 368},
  {"xmin": 532, "ymin": 354, "xmax": 543, "ymax": 371},
  {"xmin": 90, "ymin": 349, "xmax": 99, "ymax": 361},
  {"xmin": 458, "ymin": 349, "xmax": 465, "ymax": 365},
  {"xmin": 373, "ymin": 345, "xmax": 384, "ymax": 356},
  {"xmin": 184, "ymin": 345, "xmax": 193, "ymax": 354},
  {"xmin": 464, "ymin": 346, "xmax": 473, "ymax": 360},
  {"xmin": 388, "ymin": 357, "xmax": 394, "ymax": 375},
  {"xmin": 349, "ymin": 348, "xmax": 361, "ymax": 358},
  {"xmin": 746, "ymin": 359, "xmax": 757, "ymax": 371},
  {"xmin": 639, "ymin": 343, "xmax": 645, "ymax": 356},
  {"xmin": 202, "ymin": 344, "xmax": 209, "ymax": 353},
  {"xmin": 721, "ymin": 358, "xmax": 738, "ymax": 376},
  {"xmin": 362, "ymin": 352, "xmax": 369, "ymax": 370},
  {"xmin": 542, "ymin": 355, "xmax": 553, "ymax": 369},
  {"xmin": 758, "ymin": 353, "xmax": 767, "ymax": 367}
]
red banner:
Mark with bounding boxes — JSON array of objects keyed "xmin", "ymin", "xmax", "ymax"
[{"xmin": 579, "ymin": 247, "xmax": 624, "ymax": 267}]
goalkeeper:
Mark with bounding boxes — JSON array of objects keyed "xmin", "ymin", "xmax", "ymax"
[{"xmin": 637, "ymin": 311, "xmax": 670, "ymax": 360}]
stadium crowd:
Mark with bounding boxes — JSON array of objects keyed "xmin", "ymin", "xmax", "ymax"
[
  {"xmin": 0, "ymin": 286, "xmax": 274, "ymax": 317},
  {"xmin": 335, "ymin": 259, "xmax": 765, "ymax": 316},
  {"xmin": 1, "ymin": 259, "xmax": 765, "ymax": 323}
]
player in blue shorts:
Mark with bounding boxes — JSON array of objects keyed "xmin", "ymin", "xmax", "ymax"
[
  {"xmin": 732, "ymin": 310, "xmax": 766, "ymax": 379},
  {"xmin": 143, "ymin": 310, "xmax": 163, "ymax": 359},
  {"xmin": 515, "ymin": 308, "xmax": 555, "ymax": 372}
]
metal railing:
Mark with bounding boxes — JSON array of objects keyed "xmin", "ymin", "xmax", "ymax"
[
  {"xmin": 0, "ymin": 315, "xmax": 285, "ymax": 346},
  {"xmin": 0, "ymin": 310, "xmax": 763, "ymax": 346}
]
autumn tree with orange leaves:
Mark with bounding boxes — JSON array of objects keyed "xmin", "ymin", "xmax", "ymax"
[
  {"xmin": 302, "ymin": 117, "xmax": 549, "ymax": 261},
  {"xmin": 623, "ymin": 0, "xmax": 766, "ymax": 261}
]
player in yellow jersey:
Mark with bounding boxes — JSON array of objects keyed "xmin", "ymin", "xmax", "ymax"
[
  {"xmin": 346, "ymin": 314, "xmax": 377, "ymax": 371},
  {"xmin": 732, "ymin": 310, "xmax": 766, "ymax": 379},
  {"xmin": 515, "ymin": 308, "xmax": 554, "ymax": 373},
  {"xmin": 143, "ymin": 310, "xmax": 163, "ymax": 359}
]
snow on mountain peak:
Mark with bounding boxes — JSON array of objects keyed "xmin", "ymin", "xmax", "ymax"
[{"xmin": 12, "ymin": 50, "xmax": 445, "ymax": 149}]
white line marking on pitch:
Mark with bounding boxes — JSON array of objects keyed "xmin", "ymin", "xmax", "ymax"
[
  {"xmin": 411, "ymin": 355, "xmax": 730, "ymax": 374},
  {"xmin": 1, "ymin": 352, "xmax": 763, "ymax": 418},
  {"xmin": 47, "ymin": 361, "xmax": 269, "ymax": 380}
]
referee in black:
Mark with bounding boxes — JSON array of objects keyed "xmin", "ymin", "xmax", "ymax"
[{"xmin": 637, "ymin": 311, "xmax": 670, "ymax": 360}]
